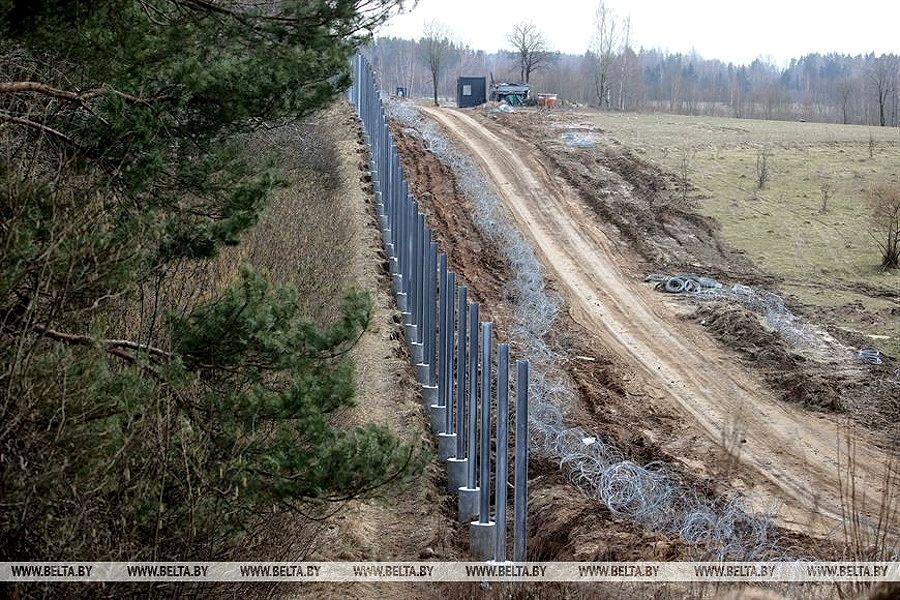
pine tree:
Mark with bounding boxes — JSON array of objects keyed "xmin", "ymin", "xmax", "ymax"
[{"xmin": 0, "ymin": 0, "xmax": 418, "ymax": 564}]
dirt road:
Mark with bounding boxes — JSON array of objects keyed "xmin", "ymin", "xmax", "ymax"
[{"xmin": 420, "ymin": 105, "xmax": 896, "ymax": 535}]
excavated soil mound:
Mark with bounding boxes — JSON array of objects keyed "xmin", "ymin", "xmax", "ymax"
[{"xmin": 690, "ymin": 304, "xmax": 843, "ymax": 410}]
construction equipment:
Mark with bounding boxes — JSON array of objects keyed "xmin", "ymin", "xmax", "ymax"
[{"xmin": 489, "ymin": 73, "xmax": 529, "ymax": 105}]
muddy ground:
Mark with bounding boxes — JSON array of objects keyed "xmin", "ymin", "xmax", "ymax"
[
  {"xmin": 389, "ymin": 117, "xmax": 826, "ymax": 564},
  {"xmin": 481, "ymin": 108, "xmax": 898, "ymax": 436}
]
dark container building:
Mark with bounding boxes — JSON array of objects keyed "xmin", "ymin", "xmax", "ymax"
[{"xmin": 457, "ymin": 77, "xmax": 487, "ymax": 108}]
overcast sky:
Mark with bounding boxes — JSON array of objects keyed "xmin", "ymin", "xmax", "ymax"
[{"xmin": 378, "ymin": 0, "xmax": 899, "ymax": 66}]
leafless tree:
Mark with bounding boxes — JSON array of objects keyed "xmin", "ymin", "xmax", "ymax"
[
  {"xmin": 507, "ymin": 21, "xmax": 551, "ymax": 84},
  {"xmin": 420, "ymin": 20, "xmax": 453, "ymax": 106},
  {"xmin": 617, "ymin": 15, "xmax": 631, "ymax": 111},
  {"xmin": 372, "ymin": 33, "xmax": 898, "ymax": 127},
  {"xmin": 589, "ymin": 0, "xmax": 618, "ymax": 108},
  {"xmin": 756, "ymin": 146, "xmax": 772, "ymax": 189},
  {"xmin": 837, "ymin": 79, "xmax": 854, "ymax": 124},
  {"xmin": 868, "ymin": 56, "xmax": 896, "ymax": 127},
  {"xmin": 868, "ymin": 183, "xmax": 900, "ymax": 270},
  {"xmin": 679, "ymin": 147, "xmax": 693, "ymax": 205},
  {"xmin": 820, "ymin": 181, "xmax": 833, "ymax": 214}
]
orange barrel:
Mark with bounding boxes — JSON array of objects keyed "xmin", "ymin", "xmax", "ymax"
[{"xmin": 537, "ymin": 93, "xmax": 557, "ymax": 110}]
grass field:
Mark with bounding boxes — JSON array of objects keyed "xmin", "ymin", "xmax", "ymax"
[{"xmin": 580, "ymin": 111, "xmax": 900, "ymax": 356}]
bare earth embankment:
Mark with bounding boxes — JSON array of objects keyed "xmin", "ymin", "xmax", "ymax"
[{"xmin": 417, "ymin": 105, "xmax": 897, "ymax": 540}]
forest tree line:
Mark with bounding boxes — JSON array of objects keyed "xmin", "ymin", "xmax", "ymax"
[{"xmin": 368, "ymin": 34, "xmax": 900, "ymax": 126}]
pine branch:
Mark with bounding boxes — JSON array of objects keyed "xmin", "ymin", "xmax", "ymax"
[
  {"xmin": 0, "ymin": 110, "xmax": 76, "ymax": 144},
  {"xmin": 31, "ymin": 324, "xmax": 173, "ymax": 359},
  {"xmin": 0, "ymin": 81, "xmax": 170, "ymax": 106}
]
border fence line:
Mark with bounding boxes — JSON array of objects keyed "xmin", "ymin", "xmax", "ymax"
[{"xmin": 348, "ymin": 53, "xmax": 530, "ymax": 563}]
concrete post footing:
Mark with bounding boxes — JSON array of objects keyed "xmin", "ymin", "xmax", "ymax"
[
  {"xmin": 469, "ymin": 520, "xmax": 497, "ymax": 561},
  {"xmin": 421, "ymin": 385, "xmax": 438, "ymax": 409},
  {"xmin": 429, "ymin": 404, "xmax": 446, "ymax": 434},
  {"xmin": 437, "ymin": 433, "xmax": 456, "ymax": 460},
  {"xmin": 458, "ymin": 487, "xmax": 480, "ymax": 522},
  {"xmin": 394, "ymin": 292, "xmax": 407, "ymax": 312},
  {"xmin": 409, "ymin": 343, "xmax": 424, "ymax": 365},
  {"xmin": 415, "ymin": 363, "xmax": 430, "ymax": 385},
  {"xmin": 446, "ymin": 458, "xmax": 467, "ymax": 495}
]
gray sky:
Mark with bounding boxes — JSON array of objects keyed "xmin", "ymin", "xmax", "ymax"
[{"xmin": 378, "ymin": 0, "xmax": 899, "ymax": 66}]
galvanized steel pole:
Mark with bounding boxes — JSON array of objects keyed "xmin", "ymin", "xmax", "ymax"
[
  {"xmin": 455, "ymin": 287, "xmax": 468, "ymax": 459},
  {"xmin": 494, "ymin": 343, "xmax": 510, "ymax": 563},
  {"xmin": 466, "ymin": 303, "xmax": 479, "ymax": 488},
  {"xmin": 478, "ymin": 322, "xmax": 492, "ymax": 523},
  {"xmin": 444, "ymin": 271, "xmax": 456, "ymax": 434},
  {"xmin": 427, "ymin": 241, "xmax": 438, "ymax": 385},
  {"xmin": 513, "ymin": 360, "xmax": 529, "ymax": 563},
  {"xmin": 437, "ymin": 254, "xmax": 448, "ymax": 408}
]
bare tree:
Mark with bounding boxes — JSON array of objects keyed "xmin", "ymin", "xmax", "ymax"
[
  {"xmin": 820, "ymin": 181, "xmax": 833, "ymax": 214},
  {"xmin": 421, "ymin": 21, "xmax": 452, "ymax": 106},
  {"xmin": 868, "ymin": 57, "xmax": 895, "ymax": 127},
  {"xmin": 837, "ymin": 78, "xmax": 853, "ymax": 125},
  {"xmin": 868, "ymin": 183, "xmax": 900, "ymax": 270},
  {"xmin": 617, "ymin": 15, "xmax": 631, "ymax": 111},
  {"xmin": 507, "ymin": 21, "xmax": 551, "ymax": 84},
  {"xmin": 678, "ymin": 147, "xmax": 693, "ymax": 205},
  {"xmin": 589, "ymin": 0, "xmax": 618, "ymax": 108},
  {"xmin": 755, "ymin": 147, "xmax": 772, "ymax": 189}
]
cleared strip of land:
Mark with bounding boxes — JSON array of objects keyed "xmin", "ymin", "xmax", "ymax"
[{"xmin": 420, "ymin": 105, "xmax": 895, "ymax": 536}]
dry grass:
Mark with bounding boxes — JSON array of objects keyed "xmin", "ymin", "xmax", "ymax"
[
  {"xmin": 109, "ymin": 107, "xmax": 355, "ymax": 352},
  {"xmin": 574, "ymin": 110, "xmax": 900, "ymax": 356}
]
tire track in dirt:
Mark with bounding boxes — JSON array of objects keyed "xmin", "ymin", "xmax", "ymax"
[{"xmin": 419, "ymin": 105, "xmax": 896, "ymax": 537}]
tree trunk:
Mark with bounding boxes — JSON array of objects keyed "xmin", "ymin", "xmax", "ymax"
[{"xmin": 432, "ymin": 70, "xmax": 439, "ymax": 107}]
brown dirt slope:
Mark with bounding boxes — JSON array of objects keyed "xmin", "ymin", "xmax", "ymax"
[
  {"xmin": 392, "ymin": 113, "xmax": 710, "ymax": 562},
  {"xmin": 418, "ymin": 105, "xmax": 896, "ymax": 539},
  {"xmin": 483, "ymin": 109, "xmax": 898, "ymax": 431},
  {"xmin": 390, "ymin": 108, "xmax": 831, "ymax": 563}
]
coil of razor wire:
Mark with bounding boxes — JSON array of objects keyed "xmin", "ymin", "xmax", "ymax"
[
  {"xmin": 647, "ymin": 273, "xmax": 829, "ymax": 351},
  {"xmin": 388, "ymin": 100, "xmax": 783, "ymax": 560},
  {"xmin": 857, "ymin": 348, "xmax": 883, "ymax": 365}
]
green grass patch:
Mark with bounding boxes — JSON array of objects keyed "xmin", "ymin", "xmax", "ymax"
[{"xmin": 581, "ymin": 111, "xmax": 900, "ymax": 354}]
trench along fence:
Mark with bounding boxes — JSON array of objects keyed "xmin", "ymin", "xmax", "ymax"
[{"xmin": 348, "ymin": 54, "xmax": 529, "ymax": 562}]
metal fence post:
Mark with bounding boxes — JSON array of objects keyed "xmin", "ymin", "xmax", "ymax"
[
  {"xmin": 405, "ymin": 205, "xmax": 421, "ymax": 364},
  {"xmin": 513, "ymin": 360, "xmax": 530, "ymax": 563},
  {"xmin": 420, "ymin": 240, "xmax": 438, "ymax": 408},
  {"xmin": 427, "ymin": 240, "xmax": 438, "ymax": 386},
  {"xmin": 413, "ymin": 215, "xmax": 428, "ymax": 383},
  {"xmin": 494, "ymin": 343, "xmax": 510, "ymax": 563},
  {"xmin": 447, "ymin": 286, "xmax": 468, "ymax": 494},
  {"xmin": 416, "ymin": 212, "xmax": 426, "ymax": 336},
  {"xmin": 470, "ymin": 321, "xmax": 495, "ymax": 561},
  {"xmin": 431, "ymin": 253, "xmax": 448, "ymax": 433},
  {"xmin": 444, "ymin": 271, "xmax": 457, "ymax": 433},
  {"xmin": 479, "ymin": 321, "xmax": 492, "ymax": 522},
  {"xmin": 455, "ymin": 287, "xmax": 468, "ymax": 460},
  {"xmin": 458, "ymin": 302, "xmax": 479, "ymax": 522},
  {"xmin": 437, "ymin": 273, "xmax": 457, "ymax": 458}
]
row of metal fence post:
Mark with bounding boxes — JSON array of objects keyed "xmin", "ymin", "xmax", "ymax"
[{"xmin": 347, "ymin": 53, "xmax": 529, "ymax": 562}]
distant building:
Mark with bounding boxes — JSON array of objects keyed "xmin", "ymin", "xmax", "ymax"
[
  {"xmin": 490, "ymin": 82, "xmax": 530, "ymax": 105},
  {"xmin": 457, "ymin": 77, "xmax": 487, "ymax": 108}
]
